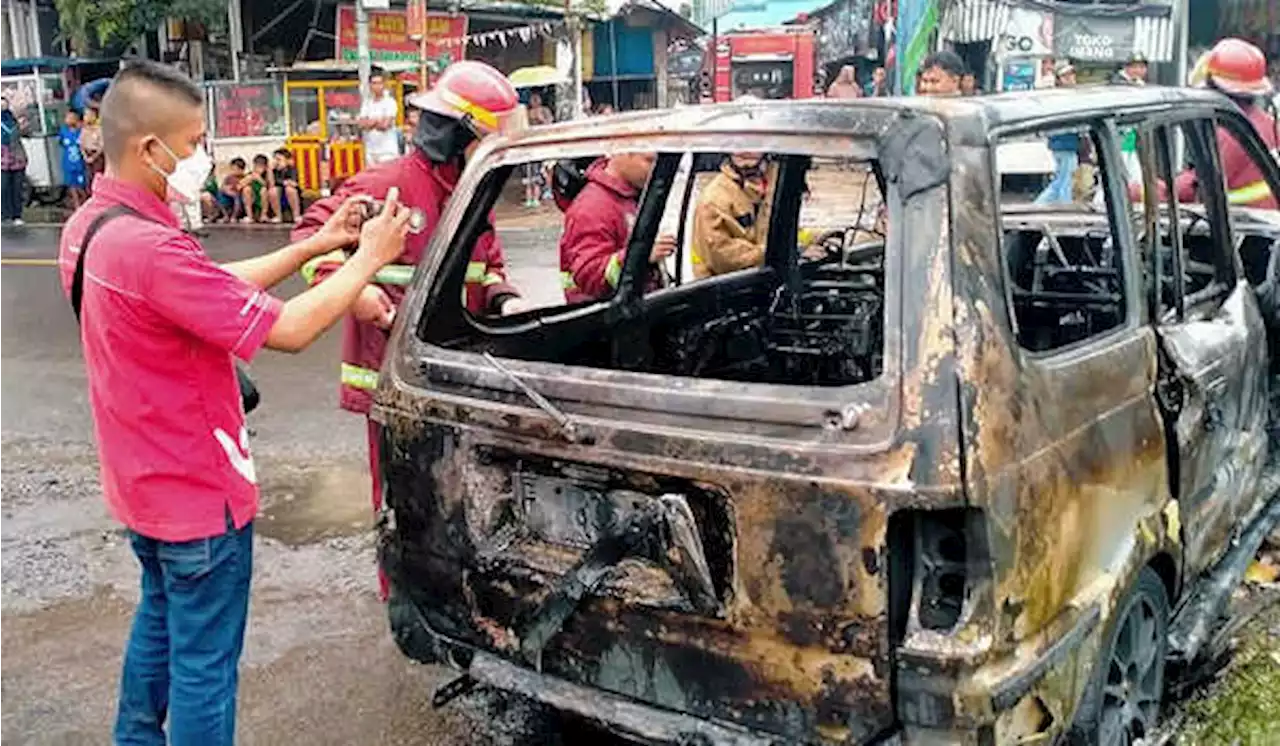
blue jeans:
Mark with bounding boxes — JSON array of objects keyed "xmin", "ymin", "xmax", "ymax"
[
  {"xmin": 1035, "ymin": 150, "xmax": 1079, "ymax": 205},
  {"xmin": 114, "ymin": 517, "xmax": 254, "ymax": 746}
]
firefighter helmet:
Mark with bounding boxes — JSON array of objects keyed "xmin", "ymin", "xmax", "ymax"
[
  {"xmin": 1198, "ymin": 38, "xmax": 1273, "ymax": 97},
  {"xmin": 407, "ymin": 60, "xmax": 521, "ymax": 135}
]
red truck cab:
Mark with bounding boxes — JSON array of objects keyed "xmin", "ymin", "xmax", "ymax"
[{"xmin": 712, "ymin": 27, "xmax": 816, "ymax": 101}]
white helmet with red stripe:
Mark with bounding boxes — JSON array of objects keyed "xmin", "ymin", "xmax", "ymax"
[{"xmin": 407, "ymin": 60, "xmax": 521, "ymax": 136}]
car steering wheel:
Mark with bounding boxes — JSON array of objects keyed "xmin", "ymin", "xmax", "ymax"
[{"xmin": 813, "ymin": 229, "xmax": 846, "ymax": 263}]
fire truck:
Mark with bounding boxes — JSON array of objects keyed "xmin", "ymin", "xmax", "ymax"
[{"xmin": 707, "ymin": 27, "xmax": 817, "ymax": 102}]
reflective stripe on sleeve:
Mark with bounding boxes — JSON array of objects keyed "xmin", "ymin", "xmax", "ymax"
[
  {"xmin": 341, "ymin": 363, "xmax": 380, "ymax": 390},
  {"xmin": 1228, "ymin": 180, "xmax": 1275, "ymax": 206},
  {"xmin": 482, "ymin": 272, "xmax": 505, "ymax": 286},
  {"xmin": 465, "ymin": 261, "xmax": 487, "ymax": 283},
  {"xmin": 560, "ymin": 271, "xmax": 577, "ymax": 290},
  {"xmin": 301, "ymin": 249, "xmax": 348, "ymax": 284},
  {"xmin": 604, "ymin": 253, "xmax": 623, "ymax": 288},
  {"xmin": 374, "ymin": 264, "xmax": 415, "ymax": 286},
  {"xmin": 302, "ymin": 251, "xmax": 415, "ymax": 287}
]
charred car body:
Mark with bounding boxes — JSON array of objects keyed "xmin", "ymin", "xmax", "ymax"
[{"xmin": 369, "ymin": 88, "xmax": 1280, "ymax": 745}]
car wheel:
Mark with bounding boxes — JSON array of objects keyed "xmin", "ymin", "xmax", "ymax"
[{"xmin": 1071, "ymin": 566, "xmax": 1169, "ymax": 746}]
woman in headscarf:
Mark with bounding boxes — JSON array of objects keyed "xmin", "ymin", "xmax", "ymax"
[
  {"xmin": 826, "ymin": 65, "xmax": 862, "ymax": 99},
  {"xmin": 1, "ymin": 96, "xmax": 29, "ymax": 224}
]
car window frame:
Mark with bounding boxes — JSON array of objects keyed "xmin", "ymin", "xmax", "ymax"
[
  {"xmin": 400, "ymin": 132, "xmax": 906, "ymax": 429},
  {"xmin": 1135, "ymin": 110, "xmax": 1239, "ymax": 323},
  {"xmin": 417, "ymin": 135, "xmax": 882, "ymax": 341},
  {"xmin": 987, "ymin": 115, "xmax": 1141, "ymax": 359}
]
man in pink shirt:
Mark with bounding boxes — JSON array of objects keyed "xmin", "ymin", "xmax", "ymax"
[{"xmin": 57, "ymin": 61, "xmax": 412, "ymax": 746}]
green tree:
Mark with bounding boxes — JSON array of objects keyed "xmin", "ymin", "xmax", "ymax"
[{"xmin": 54, "ymin": 0, "xmax": 228, "ymax": 56}]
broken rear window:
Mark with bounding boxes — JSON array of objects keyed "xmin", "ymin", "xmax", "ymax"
[{"xmin": 419, "ymin": 145, "xmax": 890, "ymax": 389}]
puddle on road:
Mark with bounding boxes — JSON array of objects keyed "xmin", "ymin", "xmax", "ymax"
[{"xmin": 257, "ymin": 464, "xmax": 373, "ymax": 547}]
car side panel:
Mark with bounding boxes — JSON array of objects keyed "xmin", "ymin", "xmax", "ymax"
[{"xmin": 942, "ymin": 143, "xmax": 1176, "ymax": 731}]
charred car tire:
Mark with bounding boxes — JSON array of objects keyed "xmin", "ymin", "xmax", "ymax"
[{"xmin": 1071, "ymin": 566, "xmax": 1169, "ymax": 746}]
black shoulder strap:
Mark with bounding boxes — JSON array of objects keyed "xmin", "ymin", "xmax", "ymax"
[{"xmin": 71, "ymin": 205, "xmax": 140, "ymax": 323}]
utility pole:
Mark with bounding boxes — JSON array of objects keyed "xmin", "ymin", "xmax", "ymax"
[
  {"xmin": 28, "ymin": 1, "xmax": 41, "ymax": 56},
  {"xmin": 8, "ymin": 4, "xmax": 26, "ymax": 58},
  {"xmin": 227, "ymin": 0, "xmax": 243, "ymax": 81},
  {"xmin": 356, "ymin": 0, "xmax": 372, "ymax": 96},
  {"xmin": 1173, "ymin": 0, "xmax": 1189, "ymax": 86},
  {"xmin": 567, "ymin": 0, "xmax": 584, "ymax": 119}
]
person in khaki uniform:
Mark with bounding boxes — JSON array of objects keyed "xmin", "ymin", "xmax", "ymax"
[{"xmin": 691, "ymin": 152, "xmax": 773, "ymax": 279}]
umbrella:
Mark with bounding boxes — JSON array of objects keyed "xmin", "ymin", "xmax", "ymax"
[
  {"xmin": 71, "ymin": 78, "xmax": 111, "ymax": 112},
  {"xmin": 507, "ymin": 66, "xmax": 567, "ymax": 89}
]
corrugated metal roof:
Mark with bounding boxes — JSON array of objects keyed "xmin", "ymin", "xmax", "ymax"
[
  {"xmin": 692, "ymin": 0, "xmax": 736, "ymax": 27},
  {"xmin": 941, "ymin": 0, "xmax": 1012, "ymax": 44},
  {"xmin": 1133, "ymin": 13, "xmax": 1174, "ymax": 62}
]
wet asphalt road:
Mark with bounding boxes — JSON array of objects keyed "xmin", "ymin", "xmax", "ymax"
[{"xmin": 0, "ymin": 224, "xmax": 562, "ymax": 745}]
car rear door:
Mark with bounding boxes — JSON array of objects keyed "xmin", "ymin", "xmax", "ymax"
[{"xmin": 1134, "ymin": 114, "xmax": 1270, "ymax": 579}]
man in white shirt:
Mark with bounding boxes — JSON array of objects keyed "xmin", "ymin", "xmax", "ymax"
[{"xmin": 359, "ymin": 71, "xmax": 400, "ymax": 166}]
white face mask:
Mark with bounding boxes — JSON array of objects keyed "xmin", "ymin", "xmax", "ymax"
[{"xmin": 150, "ymin": 139, "xmax": 212, "ymax": 203}]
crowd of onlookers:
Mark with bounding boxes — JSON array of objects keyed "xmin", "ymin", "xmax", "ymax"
[
  {"xmin": 821, "ymin": 64, "xmax": 895, "ymax": 99},
  {"xmin": 200, "ymin": 149, "xmax": 302, "ymax": 224},
  {"xmin": 3, "ymin": 67, "xmax": 923, "ymax": 229},
  {"xmin": 821, "ymin": 58, "xmax": 987, "ymax": 99}
]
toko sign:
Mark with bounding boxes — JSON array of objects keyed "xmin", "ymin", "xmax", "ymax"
[{"xmin": 1053, "ymin": 15, "xmax": 1135, "ymax": 62}]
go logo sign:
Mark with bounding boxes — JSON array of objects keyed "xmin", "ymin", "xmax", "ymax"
[{"xmin": 1003, "ymin": 35, "xmax": 1036, "ymax": 54}]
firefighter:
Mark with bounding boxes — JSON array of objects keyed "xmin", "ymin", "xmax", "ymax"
[
  {"xmin": 1179, "ymin": 38, "xmax": 1278, "ymax": 210},
  {"xmin": 690, "ymin": 152, "xmax": 772, "ymax": 279},
  {"xmin": 558, "ymin": 152, "xmax": 675, "ymax": 303},
  {"xmin": 291, "ymin": 61, "xmax": 525, "ymax": 598}
]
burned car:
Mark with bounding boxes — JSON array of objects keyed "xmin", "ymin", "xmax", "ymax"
[{"xmin": 370, "ymin": 87, "xmax": 1280, "ymax": 745}]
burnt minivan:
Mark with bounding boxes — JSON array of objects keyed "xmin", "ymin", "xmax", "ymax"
[{"xmin": 371, "ymin": 87, "xmax": 1280, "ymax": 744}]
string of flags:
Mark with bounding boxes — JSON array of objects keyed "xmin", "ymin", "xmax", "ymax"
[{"xmin": 433, "ymin": 20, "xmax": 565, "ymax": 50}]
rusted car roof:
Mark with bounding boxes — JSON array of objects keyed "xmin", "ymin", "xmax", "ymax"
[{"xmin": 500, "ymin": 86, "xmax": 1235, "ymax": 150}]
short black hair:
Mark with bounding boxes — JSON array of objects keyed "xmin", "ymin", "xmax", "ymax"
[
  {"xmin": 272, "ymin": 147, "xmax": 291, "ymax": 158},
  {"xmin": 100, "ymin": 60, "xmax": 203, "ymax": 160},
  {"xmin": 253, "ymin": 153, "xmax": 269, "ymax": 165},
  {"xmin": 370, "ymin": 68, "xmax": 386, "ymax": 80},
  {"xmin": 230, "ymin": 157, "xmax": 247, "ymax": 169},
  {"xmin": 920, "ymin": 50, "xmax": 966, "ymax": 79}
]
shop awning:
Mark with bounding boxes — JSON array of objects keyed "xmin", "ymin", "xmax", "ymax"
[
  {"xmin": 1, "ymin": 56, "xmax": 120, "ymax": 75},
  {"xmin": 942, "ymin": 0, "xmax": 1175, "ymax": 62},
  {"xmin": 940, "ymin": 0, "xmax": 1012, "ymax": 44}
]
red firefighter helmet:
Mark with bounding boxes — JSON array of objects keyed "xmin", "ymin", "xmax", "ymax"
[
  {"xmin": 1200, "ymin": 38, "xmax": 1273, "ymax": 97},
  {"xmin": 407, "ymin": 60, "xmax": 521, "ymax": 135}
]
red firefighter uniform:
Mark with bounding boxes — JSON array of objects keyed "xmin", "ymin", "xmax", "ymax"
[
  {"xmin": 1174, "ymin": 103, "xmax": 1278, "ymax": 210},
  {"xmin": 292, "ymin": 151, "xmax": 518, "ymax": 413},
  {"xmin": 1175, "ymin": 38, "xmax": 1279, "ymax": 209},
  {"xmin": 558, "ymin": 158, "xmax": 659, "ymax": 303}
]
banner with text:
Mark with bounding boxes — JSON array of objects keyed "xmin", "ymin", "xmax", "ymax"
[
  {"xmin": 1053, "ymin": 15, "xmax": 1134, "ymax": 62},
  {"xmin": 335, "ymin": 5, "xmax": 468, "ymax": 64}
]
